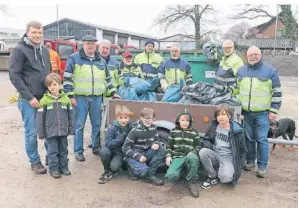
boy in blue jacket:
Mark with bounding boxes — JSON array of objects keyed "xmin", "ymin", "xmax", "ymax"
[{"xmin": 98, "ymin": 105, "xmax": 134, "ymax": 184}]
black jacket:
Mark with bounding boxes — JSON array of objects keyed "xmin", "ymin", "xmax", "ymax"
[
  {"xmin": 202, "ymin": 120, "xmax": 247, "ymax": 185},
  {"xmin": 36, "ymin": 91, "xmax": 74, "ymax": 139},
  {"xmin": 9, "ymin": 35, "xmax": 51, "ymax": 100},
  {"xmin": 105, "ymin": 121, "xmax": 136, "ymax": 155}
]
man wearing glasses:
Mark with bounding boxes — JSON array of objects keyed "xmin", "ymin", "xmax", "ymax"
[
  {"xmin": 214, "ymin": 39, "xmax": 244, "ymax": 93},
  {"xmin": 232, "ymin": 46, "xmax": 282, "ymax": 178},
  {"xmin": 63, "ymin": 35, "xmax": 120, "ymax": 162}
]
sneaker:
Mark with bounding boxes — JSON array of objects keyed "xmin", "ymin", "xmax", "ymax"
[
  {"xmin": 60, "ymin": 168, "xmax": 71, "ymax": 176},
  {"xmin": 128, "ymin": 167, "xmax": 138, "ymax": 181},
  {"xmin": 75, "ymin": 153, "xmax": 85, "ymax": 162},
  {"xmin": 201, "ymin": 177, "xmax": 219, "ymax": 189},
  {"xmin": 243, "ymin": 163, "xmax": 255, "ymax": 171},
  {"xmin": 112, "ymin": 169, "xmax": 122, "ymax": 177},
  {"xmin": 92, "ymin": 151, "xmax": 100, "ymax": 156},
  {"xmin": 45, "ymin": 156, "xmax": 48, "ymax": 166},
  {"xmin": 50, "ymin": 170, "xmax": 61, "ymax": 178},
  {"xmin": 257, "ymin": 168, "xmax": 267, "ymax": 178},
  {"xmin": 98, "ymin": 170, "xmax": 113, "ymax": 184},
  {"xmin": 144, "ymin": 175, "xmax": 164, "ymax": 186},
  {"xmin": 186, "ymin": 181, "xmax": 199, "ymax": 198},
  {"xmin": 31, "ymin": 162, "xmax": 47, "ymax": 174}
]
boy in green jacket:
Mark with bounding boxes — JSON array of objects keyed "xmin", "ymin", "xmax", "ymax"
[
  {"xmin": 165, "ymin": 110, "xmax": 202, "ymax": 198},
  {"xmin": 37, "ymin": 73, "xmax": 74, "ymax": 178}
]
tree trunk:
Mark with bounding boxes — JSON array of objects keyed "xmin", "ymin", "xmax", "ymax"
[{"xmin": 194, "ymin": 5, "xmax": 201, "ymax": 50}]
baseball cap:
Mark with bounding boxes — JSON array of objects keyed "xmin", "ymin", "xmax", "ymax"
[{"xmin": 122, "ymin": 51, "xmax": 133, "ymax": 58}]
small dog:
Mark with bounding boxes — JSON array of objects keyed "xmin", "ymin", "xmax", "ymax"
[{"xmin": 268, "ymin": 118, "xmax": 297, "ymax": 154}]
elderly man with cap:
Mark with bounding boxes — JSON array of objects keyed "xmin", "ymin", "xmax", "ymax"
[
  {"xmin": 63, "ymin": 35, "xmax": 120, "ymax": 162},
  {"xmin": 118, "ymin": 51, "xmax": 144, "ymax": 85},
  {"xmin": 134, "ymin": 39, "xmax": 163, "ymax": 88},
  {"xmin": 158, "ymin": 43, "xmax": 192, "ymax": 92},
  {"xmin": 214, "ymin": 40, "xmax": 244, "ymax": 93},
  {"xmin": 98, "ymin": 39, "xmax": 120, "ymax": 89},
  {"xmin": 232, "ymin": 46, "xmax": 282, "ymax": 178}
]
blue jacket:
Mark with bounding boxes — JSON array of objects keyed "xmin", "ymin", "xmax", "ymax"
[
  {"xmin": 158, "ymin": 57, "xmax": 193, "ymax": 85},
  {"xmin": 235, "ymin": 60, "xmax": 282, "ymax": 113},
  {"xmin": 105, "ymin": 121, "xmax": 136, "ymax": 154}
]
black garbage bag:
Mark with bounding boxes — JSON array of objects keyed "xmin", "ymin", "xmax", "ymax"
[{"xmin": 179, "ymin": 82, "xmax": 240, "ymax": 106}]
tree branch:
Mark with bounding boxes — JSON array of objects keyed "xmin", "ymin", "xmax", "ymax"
[{"xmin": 230, "ymin": 4, "xmax": 274, "ymax": 20}]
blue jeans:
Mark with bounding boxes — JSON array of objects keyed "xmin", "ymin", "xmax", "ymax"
[
  {"xmin": 243, "ymin": 111, "xmax": 270, "ymax": 169},
  {"xmin": 74, "ymin": 95, "xmax": 102, "ymax": 155},
  {"xmin": 127, "ymin": 146, "xmax": 166, "ymax": 177},
  {"xmin": 17, "ymin": 99, "xmax": 40, "ymax": 165}
]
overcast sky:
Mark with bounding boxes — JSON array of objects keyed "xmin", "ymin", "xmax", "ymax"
[{"xmin": 0, "ymin": 4, "xmax": 297, "ymax": 38}]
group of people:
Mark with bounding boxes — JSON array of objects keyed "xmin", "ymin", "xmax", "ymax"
[
  {"xmin": 96, "ymin": 104, "xmax": 246, "ymax": 198},
  {"xmin": 9, "ymin": 20, "xmax": 282, "ymax": 198}
]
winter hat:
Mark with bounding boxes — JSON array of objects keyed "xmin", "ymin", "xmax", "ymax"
[{"xmin": 145, "ymin": 39, "xmax": 155, "ymax": 47}]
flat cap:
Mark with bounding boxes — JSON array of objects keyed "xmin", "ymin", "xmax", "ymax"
[{"xmin": 82, "ymin": 35, "xmax": 97, "ymax": 42}]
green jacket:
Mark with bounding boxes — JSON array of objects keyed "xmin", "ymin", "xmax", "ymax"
[
  {"xmin": 36, "ymin": 91, "xmax": 74, "ymax": 139},
  {"xmin": 118, "ymin": 62, "xmax": 144, "ymax": 86},
  {"xmin": 166, "ymin": 111, "xmax": 202, "ymax": 158}
]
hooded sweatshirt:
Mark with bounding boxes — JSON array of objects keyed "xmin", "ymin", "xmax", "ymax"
[
  {"xmin": 166, "ymin": 111, "xmax": 202, "ymax": 158},
  {"xmin": 9, "ymin": 34, "xmax": 51, "ymax": 101}
]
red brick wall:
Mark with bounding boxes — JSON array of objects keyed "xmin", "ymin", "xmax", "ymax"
[{"xmin": 260, "ymin": 20, "xmax": 285, "ymax": 38}]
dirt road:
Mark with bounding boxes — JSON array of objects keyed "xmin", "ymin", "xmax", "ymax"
[{"xmin": 0, "ymin": 72, "xmax": 297, "ymax": 208}]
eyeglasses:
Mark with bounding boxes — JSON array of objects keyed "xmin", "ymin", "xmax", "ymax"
[{"xmin": 141, "ymin": 117, "xmax": 154, "ymax": 122}]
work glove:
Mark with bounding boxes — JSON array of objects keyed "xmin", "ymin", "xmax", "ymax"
[
  {"xmin": 8, "ymin": 93, "xmax": 19, "ymax": 104},
  {"xmin": 160, "ymin": 79, "xmax": 168, "ymax": 92}
]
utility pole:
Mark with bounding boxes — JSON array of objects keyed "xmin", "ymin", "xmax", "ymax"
[
  {"xmin": 56, "ymin": 4, "xmax": 59, "ymax": 39},
  {"xmin": 273, "ymin": 4, "xmax": 279, "ymax": 56}
]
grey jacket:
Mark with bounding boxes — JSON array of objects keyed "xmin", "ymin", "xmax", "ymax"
[
  {"xmin": 9, "ymin": 35, "xmax": 51, "ymax": 100},
  {"xmin": 36, "ymin": 91, "xmax": 74, "ymax": 139}
]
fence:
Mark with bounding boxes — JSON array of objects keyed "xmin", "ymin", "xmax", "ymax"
[{"xmin": 237, "ymin": 38, "xmax": 297, "ymax": 50}]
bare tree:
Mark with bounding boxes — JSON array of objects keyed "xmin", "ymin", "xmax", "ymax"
[
  {"xmin": 230, "ymin": 4, "xmax": 274, "ymax": 20},
  {"xmin": 223, "ymin": 21, "xmax": 253, "ymax": 41},
  {"xmin": 152, "ymin": 5, "xmax": 219, "ymax": 49}
]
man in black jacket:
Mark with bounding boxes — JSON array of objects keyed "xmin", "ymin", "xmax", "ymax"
[{"xmin": 9, "ymin": 21, "xmax": 51, "ymax": 174}]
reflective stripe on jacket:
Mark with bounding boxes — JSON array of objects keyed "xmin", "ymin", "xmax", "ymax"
[
  {"xmin": 63, "ymin": 49, "xmax": 116, "ymax": 96},
  {"xmin": 158, "ymin": 57, "xmax": 192, "ymax": 85},
  {"xmin": 134, "ymin": 51, "xmax": 163, "ymax": 80},
  {"xmin": 214, "ymin": 53, "xmax": 244, "ymax": 91},
  {"xmin": 235, "ymin": 60, "xmax": 282, "ymax": 113}
]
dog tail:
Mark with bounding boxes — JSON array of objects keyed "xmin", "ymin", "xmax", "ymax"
[{"xmin": 294, "ymin": 135, "xmax": 298, "ymax": 138}]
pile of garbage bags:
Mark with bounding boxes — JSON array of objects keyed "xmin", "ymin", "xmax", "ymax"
[
  {"xmin": 118, "ymin": 77, "xmax": 158, "ymax": 101},
  {"xmin": 179, "ymin": 82, "xmax": 240, "ymax": 106}
]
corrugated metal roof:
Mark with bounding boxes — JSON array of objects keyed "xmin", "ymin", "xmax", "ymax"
[{"xmin": 43, "ymin": 18, "xmax": 159, "ymax": 40}]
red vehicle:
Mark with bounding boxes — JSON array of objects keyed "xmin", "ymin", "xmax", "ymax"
[
  {"xmin": 44, "ymin": 39, "xmax": 78, "ymax": 80},
  {"xmin": 44, "ymin": 40, "xmax": 137, "ymax": 80}
]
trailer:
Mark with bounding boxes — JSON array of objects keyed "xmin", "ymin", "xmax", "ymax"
[{"xmin": 100, "ymin": 95, "xmax": 243, "ymax": 140}]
